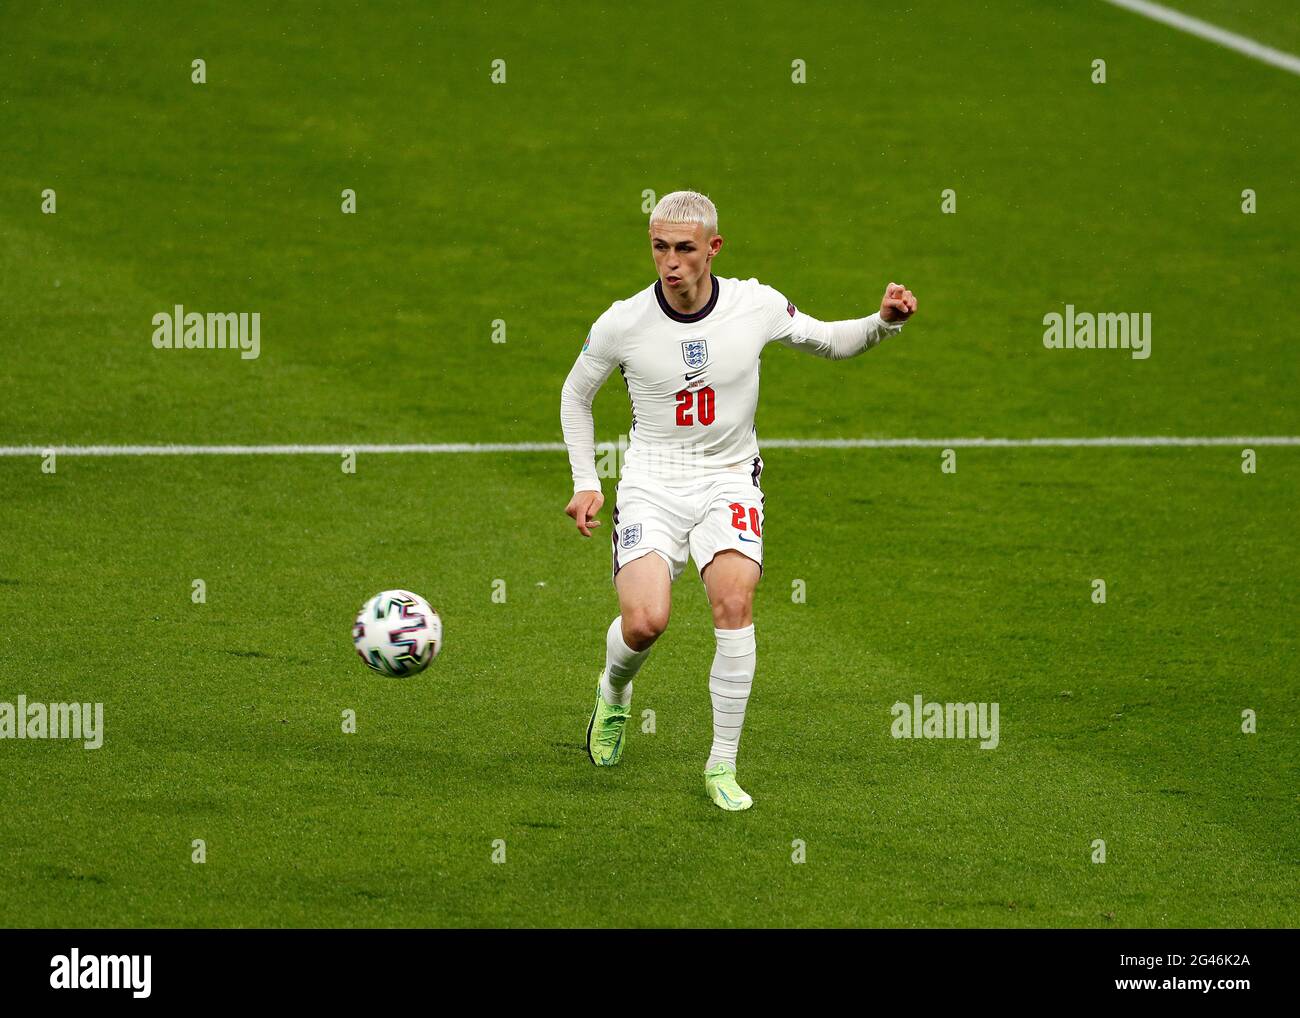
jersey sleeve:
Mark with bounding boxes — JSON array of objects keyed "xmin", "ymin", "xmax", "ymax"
[
  {"xmin": 559, "ymin": 308, "xmax": 621, "ymax": 493},
  {"xmin": 754, "ymin": 280, "xmax": 806, "ymax": 345},
  {"xmin": 756, "ymin": 279, "xmax": 904, "ymax": 360}
]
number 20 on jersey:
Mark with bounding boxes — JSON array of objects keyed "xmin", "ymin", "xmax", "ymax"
[{"xmin": 675, "ymin": 385, "xmax": 716, "ymax": 426}]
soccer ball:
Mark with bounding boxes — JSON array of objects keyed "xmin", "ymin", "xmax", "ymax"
[{"xmin": 352, "ymin": 589, "xmax": 443, "ymax": 677}]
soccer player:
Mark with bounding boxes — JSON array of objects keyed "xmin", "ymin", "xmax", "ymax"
[{"xmin": 560, "ymin": 191, "xmax": 916, "ymax": 810}]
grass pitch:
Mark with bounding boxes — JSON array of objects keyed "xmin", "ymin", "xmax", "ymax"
[{"xmin": 0, "ymin": 1, "xmax": 1297, "ymax": 927}]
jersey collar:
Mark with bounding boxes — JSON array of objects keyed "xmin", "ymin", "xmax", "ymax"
[{"xmin": 654, "ymin": 275, "xmax": 720, "ymax": 323}]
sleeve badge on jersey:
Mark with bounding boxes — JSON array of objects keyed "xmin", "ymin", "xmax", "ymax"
[
  {"xmin": 786, "ymin": 302, "xmax": 797, "ymax": 317},
  {"xmin": 582, "ymin": 332, "xmax": 591, "ymax": 352}
]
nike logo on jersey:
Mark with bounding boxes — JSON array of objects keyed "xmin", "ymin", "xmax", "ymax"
[
  {"xmin": 738, "ymin": 534, "xmax": 760, "ymax": 544},
  {"xmin": 684, "ymin": 369, "xmax": 706, "ymax": 381}
]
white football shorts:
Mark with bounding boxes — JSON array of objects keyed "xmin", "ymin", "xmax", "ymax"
[{"xmin": 610, "ymin": 456, "xmax": 766, "ymax": 584}]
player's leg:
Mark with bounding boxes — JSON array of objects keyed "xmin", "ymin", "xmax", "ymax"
[
  {"xmin": 588, "ymin": 553, "xmax": 674, "ymax": 766},
  {"xmin": 699, "ymin": 551, "xmax": 760, "ymax": 809},
  {"xmin": 588, "ymin": 481, "xmax": 687, "ymax": 767},
  {"xmin": 603, "ymin": 550, "xmax": 672, "ymax": 704},
  {"xmin": 690, "ymin": 475, "xmax": 765, "ymax": 809}
]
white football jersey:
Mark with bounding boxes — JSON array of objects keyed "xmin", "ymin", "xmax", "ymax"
[{"xmin": 561, "ymin": 275, "xmax": 901, "ymax": 488}]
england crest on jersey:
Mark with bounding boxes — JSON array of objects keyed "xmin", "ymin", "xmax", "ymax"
[
  {"xmin": 681, "ymin": 339, "xmax": 708, "ymax": 369},
  {"xmin": 620, "ymin": 523, "xmax": 642, "ymax": 549}
]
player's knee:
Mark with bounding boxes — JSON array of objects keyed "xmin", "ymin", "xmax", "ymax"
[
  {"xmin": 623, "ymin": 608, "xmax": 669, "ymax": 649},
  {"xmin": 710, "ymin": 589, "xmax": 752, "ymax": 629}
]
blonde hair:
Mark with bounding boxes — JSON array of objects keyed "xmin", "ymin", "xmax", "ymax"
[{"xmin": 649, "ymin": 190, "xmax": 718, "ymax": 234}]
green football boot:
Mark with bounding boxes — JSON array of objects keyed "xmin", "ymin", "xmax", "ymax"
[
  {"xmin": 586, "ymin": 677, "xmax": 631, "ymax": 766},
  {"xmin": 704, "ymin": 761, "xmax": 753, "ymax": 811}
]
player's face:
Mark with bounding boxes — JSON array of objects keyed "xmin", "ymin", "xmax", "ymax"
[{"xmin": 649, "ymin": 222, "xmax": 723, "ymax": 293}]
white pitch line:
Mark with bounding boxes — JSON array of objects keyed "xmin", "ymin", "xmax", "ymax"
[
  {"xmin": 764, "ymin": 436, "xmax": 1300, "ymax": 448},
  {"xmin": 0, "ymin": 437, "xmax": 1296, "ymax": 457},
  {"xmin": 1100, "ymin": 0, "xmax": 1300, "ymax": 76}
]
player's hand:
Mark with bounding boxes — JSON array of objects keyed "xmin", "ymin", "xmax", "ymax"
[
  {"xmin": 880, "ymin": 281, "xmax": 917, "ymax": 322},
  {"xmin": 565, "ymin": 489, "xmax": 605, "ymax": 537}
]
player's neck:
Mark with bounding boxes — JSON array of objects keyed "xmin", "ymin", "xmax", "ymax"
[{"xmin": 662, "ymin": 271, "xmax": 715, "ymax": 316}]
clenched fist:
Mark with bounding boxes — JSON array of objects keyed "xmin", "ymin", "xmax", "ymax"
[{"xmin": 880, "ymin": 281, "xmax": 917, "ymax": 323}]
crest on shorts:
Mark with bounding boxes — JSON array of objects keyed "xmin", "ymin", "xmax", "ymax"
[
  {"xmin": 620, "ymin": 524, "xmax": 642, "ymax": 549},
  {"xmin": 681, "ymin": 339, "xmax": 708, "ymax": 369}
]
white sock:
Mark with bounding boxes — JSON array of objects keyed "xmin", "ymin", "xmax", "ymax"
[
  {"xmin": 706, "ymin": 624, "xmax": 756, "ymax": 770},
  {"xmin": 600, "ymin": 616, "xmax": 649, "ymax": 706}
]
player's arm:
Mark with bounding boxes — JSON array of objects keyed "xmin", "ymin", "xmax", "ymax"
[
  {"xmin": 772, "ymin": 282, "xmax": 917, "ymax": 360},
  {"xmin": 560, "ymin": 323, "xmax": 618, "ymax": 537}
]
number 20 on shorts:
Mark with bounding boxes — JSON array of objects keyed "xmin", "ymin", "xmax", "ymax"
[{"xmin": 729, "ymin": 502, "xmax": 762, "ymax": 537}]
